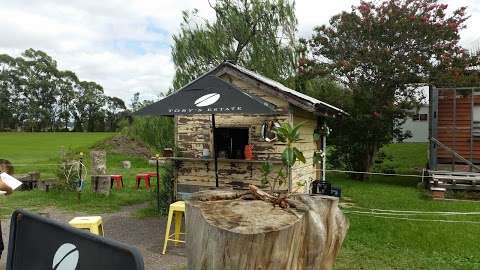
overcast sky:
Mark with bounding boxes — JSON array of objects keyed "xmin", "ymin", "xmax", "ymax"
[{"xmin": 1, "ymin": 0, "xmax": 479, "ymax": 103}]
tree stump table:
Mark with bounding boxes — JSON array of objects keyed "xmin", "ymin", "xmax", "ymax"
[
  {"xmin": 90, "ymin": 151, "xmax": 110, "ymax": 195},
  {"xmin": 186, "ymin": 189, "xmax": 348, "ymax": 270}
]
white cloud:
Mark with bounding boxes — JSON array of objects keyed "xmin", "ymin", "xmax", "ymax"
[
  {"xmin": 0, "ymin": 0, "xmax": 479, "ymax": 102},
  {"xmin": 296, "ymin": 0, "xmax": 360, "ymax": 38}
]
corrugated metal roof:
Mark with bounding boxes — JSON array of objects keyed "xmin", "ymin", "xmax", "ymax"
[
  {"xmin": 222, "ymin": 62, "xmax": 347, "ymax": 115},
  {"xmin": 174, "ymin": 61, "xmax": 347, "ymax": 115}
]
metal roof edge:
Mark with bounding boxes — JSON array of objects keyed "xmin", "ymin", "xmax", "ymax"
[{"xmin": 221, "ymin": 62, "xmax": 347, "ymax": 115}]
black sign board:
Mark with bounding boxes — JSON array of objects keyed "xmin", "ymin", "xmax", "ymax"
[
  {"xmin": 136, "ymin": 75, "xmax": 277, "ymax": 116},
  {"xmin": 6, "ymin": 210, "xmax": 144, "ymax": 270}
]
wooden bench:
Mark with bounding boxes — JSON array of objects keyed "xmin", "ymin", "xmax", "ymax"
[{"xmin": 429, "ymin": 170, "xmax": 480, "ymax": 190}]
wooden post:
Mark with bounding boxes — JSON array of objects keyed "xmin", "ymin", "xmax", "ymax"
[
  {"xmin": 91, "ymin": 175, "xmax": 111, "ymax": 195},
  {"xmin": 77, "ymin": 152, "xmax": 83, "ymax": 201},
  {"xmin": 90, "ymin": 151, "xmax": 107, "ymax": 175},
  {"xmin": 322, "ymin": 135, "xmax": 326, "ymax": 181},
  {"xmin": 315, "ymin": 118, "xmax": 322, "ymax": 180},
  {"xmin": 155, "ymin": 154, "xmax": 161, "ymax": 212},
  {"xmin": 90, "ymin": 151, "xmax": 110, "ymax": 195},
  {"xmin": 186, "ymin": 190, "xmax": 348, "ymax": 270},
  {"xmin": 212, "ymin": 114, "xmax": 219, "ymax": 188}
]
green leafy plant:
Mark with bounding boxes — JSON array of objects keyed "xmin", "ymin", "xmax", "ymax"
[
  {"xmin": 261, "ymin": 122, "xmax": 306, "ymax": 192},
  {"xmin": 171, "ymin": 0, "xmax": 297, "ymax": 89},
  {"xmin": 302, "ymin": 0, "xmax": 478, "ymax": 179},
  {"xmin": 276, "ymin": 122, "xmax": 306, "ymax": 191},
  {"xmin": 56, "ymin": 148, "xmax": 86, "ymax": 192},
  {"xmin": 157, "ymin": 162, "xmax": 175, "ymax": 215},
  {"xmin": 122, "ymin": 116, "xmax": 174, "ymax": 151},
  {"xmin": 260, "ymin": 161, "xmax": 285, "ymax": 192}
]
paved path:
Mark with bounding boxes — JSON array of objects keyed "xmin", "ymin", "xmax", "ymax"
[{"xmin": 0, "ymin": 204, "xmax": 187, "ymax": 270}]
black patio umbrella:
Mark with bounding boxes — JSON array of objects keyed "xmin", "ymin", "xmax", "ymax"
[{"xmin": 136, "ymin": 75, "xmax": 277, "ymax": 191}]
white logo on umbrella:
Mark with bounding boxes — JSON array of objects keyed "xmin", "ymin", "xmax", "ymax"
[
  {"xmin": 52, "ymin": 243, "xmax": 79, "ymax": 270},
  {"xmin": 194, "ymin": 93, "xmax": 221, "ymax": 107}
]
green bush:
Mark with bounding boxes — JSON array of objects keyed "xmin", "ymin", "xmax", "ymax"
[
  {"xmin": 158, "ymin": 162, "xmax": 174, "ymax": 215},
  {"xmin": 56, "ymin": 148, "xmax": 85, "ymax": 191},
  {"xmin": 122, "ymin": 116, "xmax": 174, "ymax": 151}
]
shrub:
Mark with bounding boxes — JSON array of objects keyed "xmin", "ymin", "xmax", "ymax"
[
  {"xmin": 56, "ymin": 148, "xmax": 85, "ymax": 191},
  {"xmin": 154, "ymin": 162, "xmax": 174, "ymax": 216},
  {"xmin": 122, "ymin": 116, "xmax": 174, "ymax": 151}
]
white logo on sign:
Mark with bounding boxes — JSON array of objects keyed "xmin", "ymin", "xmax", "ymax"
[
  {"xmin": 194, "ymin": 93, "xmax": 220, "ymax": 107},
  {"xmin": 52, "ymin": 243, "xmax": 79, "ymax": 270}
]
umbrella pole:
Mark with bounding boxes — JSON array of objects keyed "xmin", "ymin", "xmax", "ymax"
[{"xmin": 212, "ymin": 114, "xmax": 219, "ymax": 188}]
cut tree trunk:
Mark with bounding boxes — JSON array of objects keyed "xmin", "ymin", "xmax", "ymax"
[
  {"xmin": 186, "ymin": 190, "xmax": 348, "ymax": 270},
  {"xmin": 90, "ymin": 150, "xmax": 107, "ymax": 175},
  {"xmin": 90, "ymin": 151, "xmax": 109, "ymax": 195},
  {"xmin": 91, "ymin": 175, "xmax": 111, "ymax": 195}
]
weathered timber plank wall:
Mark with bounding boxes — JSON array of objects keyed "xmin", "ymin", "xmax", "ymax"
[
  {"xmin": 175, "ymin": 71, "xmax": 318, "ymax": 192},
  {"xmin": 175, "ymin": 73, "xmax": 289, "ymax": 191},
  {"xmin": 291, "ymin": 108, "xmax": 318, "ymax": 192}
]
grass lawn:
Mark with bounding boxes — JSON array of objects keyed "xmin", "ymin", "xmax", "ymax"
[
  {"xmin": 0, "ymin": 132, "xmax": 156, "ymax": 216},
  {"xmin": 373, "ymin": 142, "xmax": 428, "ymax": 174},
  {"xmin": 0, "ymin": 132, "xmax": 116, "ymax": 164},
  {"xmin": 3, "ymin": 136, "xmax": 479, "ymax": 269},
  {"xmin": 333, "ymin": 143, "xmax": 480, "ymax": 269}
]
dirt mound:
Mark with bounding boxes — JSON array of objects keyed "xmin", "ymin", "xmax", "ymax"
[{"xmin": 95, "ymin": 135, "xmax": 153, "ymax": 159}]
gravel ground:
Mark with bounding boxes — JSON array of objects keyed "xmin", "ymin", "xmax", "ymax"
[{"xmin": 0, "ymin": 203, "xmax": 187, "ymax": 270}]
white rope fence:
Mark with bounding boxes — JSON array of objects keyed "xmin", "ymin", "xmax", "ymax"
[
  {"xmin": 11, "ymin": 164, "xmax": 66, "ymax": 167},
  {"xmin": 340, "ymin": 206, "xmax": 480, "ymax": 224},
  {"xmin": 7, "ymin": 162, "xmax": 480, "ymax": 224},
  {"xmin": 344, "ymin": 206, "xmax": 480, "ymax": 215},
  {"xmin": 11, "ymin": 164, "xmax": 432, "ymax": 178},
  {"xmin": 325, "ymin": 169, "xmax": 431, "ymax": 178},
  {"xmin": 343, "ymin": 210, "xmax": 480, "ymax": 224}
]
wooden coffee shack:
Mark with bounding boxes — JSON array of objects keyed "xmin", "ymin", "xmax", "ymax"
[{"xmin": 139, "ymin": 62, "xmax": 346, "ymax": 196}]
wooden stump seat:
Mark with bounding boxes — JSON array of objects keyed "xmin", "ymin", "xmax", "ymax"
[{"xmin": 186, "ymin": 190, "xmax": 348, "ymax": 270}]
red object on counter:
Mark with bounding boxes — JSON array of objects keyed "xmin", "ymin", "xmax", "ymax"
[{"xmin": 244, "ymin": 144, "xmax": 254, "ymax": 160}]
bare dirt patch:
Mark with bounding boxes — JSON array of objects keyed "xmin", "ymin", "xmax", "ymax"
[
  {"xmin": 0, "ymin": 203, "xmax": 187, "ymax": 270},
  {"xmin": 94, "ymin": 135, "xmax": 153, "ymax": 159}
]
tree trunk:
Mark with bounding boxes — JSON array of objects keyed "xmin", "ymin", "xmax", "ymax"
[
  {"xmin": 90, "ymin": 151, "xmax": 109, "ymax": 195},
  {"xmin": 90, "ymin": 150, "xmax": 107, "ymax": 175},
  {"xmin": 186, "ymin": 190, "xmax": 348, "ymax": 270},
  {"xmin": 351, "ymin": 143, "xmax": 378, "ymax": 181},
  {"xmin": 91, "ymin": 175, "xmax": 110, "ymax": 195}
]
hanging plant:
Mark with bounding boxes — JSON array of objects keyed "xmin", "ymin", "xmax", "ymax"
[
  {"xmin": 313, "ymin": 150, "xmax": 325, "ymax": 164},
  {"xmin": 314, "ymin": 123, "xmax": 330, "ymax": 141}
]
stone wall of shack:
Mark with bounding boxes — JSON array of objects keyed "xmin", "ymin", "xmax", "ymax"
[{"xmin": 174, "ymin": 72, "xmax": 318, "ymax": 192}]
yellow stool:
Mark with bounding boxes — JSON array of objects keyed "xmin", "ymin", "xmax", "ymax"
[
  {"xmin": 162, "ymin": 201, "xmax": 186, "ymax": 254},
  {"xmin": 69, "ymin": 216, "xmax": 104, "ymax": 236}
]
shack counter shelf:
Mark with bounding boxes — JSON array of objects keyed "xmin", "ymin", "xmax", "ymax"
[
  {"xmin": 138, "ymin": 61, "xmax": 346, "ymax": 196},
  {"xmin": 160, "ymin": 157, "xmax": 284, "ymax": 193}
]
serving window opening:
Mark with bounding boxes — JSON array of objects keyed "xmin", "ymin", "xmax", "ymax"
[{"xmin": 214, "ymin": 127, "xmax": 249, "ymax": 159}]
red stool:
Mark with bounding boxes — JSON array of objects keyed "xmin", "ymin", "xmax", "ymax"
[
  {"xmin": 147, "ymin": 172, "xmax": 159, "ymax": 191},
  {"xmin": 136, "ymin": 174, "xmax": 151, "ymax": 190},
  {"xmin": 110, "ymin": 175, "xmax": 124, "ymax": 189},
  {"xmin": 147, "ymin": 172, "xmax": 158, "ymax": 180}
]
